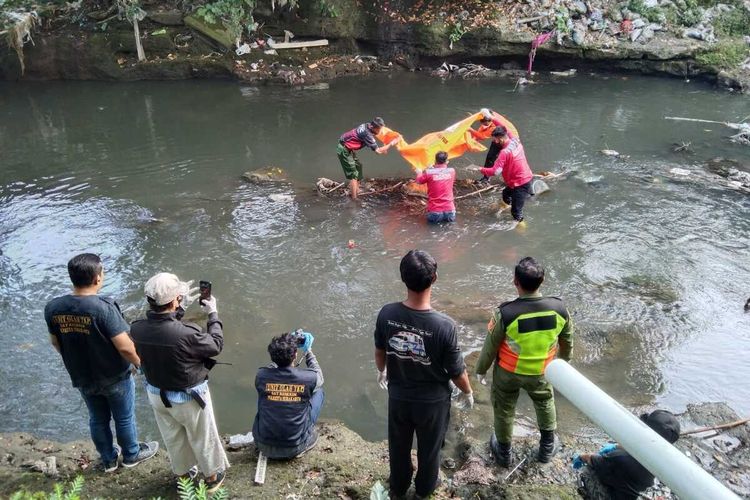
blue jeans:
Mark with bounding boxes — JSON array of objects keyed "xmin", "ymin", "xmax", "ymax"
[
  {"xmin": 79, "ymin": 375, "xmax": 140, "ymax": 463},
  {"xmin": 310, "ymin": 389, "xmax": 325, "ymax": 425},
  {"xmin": 427, "ymin": 211, "xmax": 456, "ymax": 224}
]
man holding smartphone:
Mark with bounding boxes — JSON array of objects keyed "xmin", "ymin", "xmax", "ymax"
[
  {"xmin": 252, "ymin": 331, "xmax": 325, "ymax": 459},
  {"xmin": 130, "ymin": 273, "xmax": 229, "ymax": 493}
]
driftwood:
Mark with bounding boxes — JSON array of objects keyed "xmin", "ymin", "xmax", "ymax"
[
  {"xmin": 359, "ymin": 181, "xmax": 404, "ymax": 197},
  {"xmin": 681, "ymin": 418, "xmax": 750, "ymax": 436},
  {"xmin": 665, "ymin": 116, "xmax": 750, "ymax": 146},
  {"xmin": 454, "ymin": 184, "xmax": 498, "ymax": 200}
]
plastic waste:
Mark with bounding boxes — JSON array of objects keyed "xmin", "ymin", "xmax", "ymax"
[{"xmin": 235, "ymin": 43, "xmax": 251, "ymax": 56}]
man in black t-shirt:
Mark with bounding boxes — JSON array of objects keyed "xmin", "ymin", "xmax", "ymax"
[
  {"xmin": 374, "ymin": 250, "xmax": 473, "ymax": 499},
  {"xmin": 576, "ymin": 410, "xmax": 681, "ymax": 500},
  {"xmin": 44, "ymin": 253, "xmax": 158, "ymax": 473}
]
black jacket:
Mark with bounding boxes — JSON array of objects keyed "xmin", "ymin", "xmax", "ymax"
[
  {"xmin": 252, "ymin": 351, "xmax": 323, "ymax": 454},
  {"xmin": 130, "ymin": 311, "xmax": 223, "ymax": 391}
]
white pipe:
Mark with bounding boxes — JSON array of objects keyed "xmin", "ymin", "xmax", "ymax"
[{"xmin": 544, "ymin": 359, "xmax": 740, "ymax": 500}]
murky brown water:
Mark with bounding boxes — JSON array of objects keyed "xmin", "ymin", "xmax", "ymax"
[{"xmin": 1, "ymin": 74, "xmax": 749, "ymax": 442}]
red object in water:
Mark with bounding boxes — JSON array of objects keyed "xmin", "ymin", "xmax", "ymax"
[{"xmin": 347, "ymin": 240, "xmax": 356, "ymax": 249}]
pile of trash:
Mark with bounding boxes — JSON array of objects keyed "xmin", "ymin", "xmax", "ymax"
[
  {"xmin": 506, "ymin": 0, "xmax": 749, "ymax": 47},
  {"xmin": 431, "ymin": 62, "xmax": 525, "ymax": 79}
]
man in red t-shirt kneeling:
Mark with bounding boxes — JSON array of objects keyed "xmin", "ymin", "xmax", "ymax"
[{"xmin": 415, "ymin": 151, "xmax": 457, "ymax": 224}]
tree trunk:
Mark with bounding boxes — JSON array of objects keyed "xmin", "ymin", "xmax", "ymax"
[{"xmin": 133, "ymin": 17, "xmax": 145, "ymax": 62}]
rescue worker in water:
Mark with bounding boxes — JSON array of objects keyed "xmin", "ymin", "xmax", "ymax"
[
  {"xmin": 337, "ymin": 117, "xmax": 397, "ymax": 199},
  {"xmin": 479, "ymin": 125, "xmax": 535, "ymax": 227}
]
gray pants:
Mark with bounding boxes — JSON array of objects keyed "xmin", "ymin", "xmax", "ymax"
[{"xmin": 147, "ymin": 388, "xmax": 229, "ymax": 476}]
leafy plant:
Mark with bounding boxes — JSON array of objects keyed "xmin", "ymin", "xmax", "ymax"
[
  {"xmin": 118, "ymin": 0, "xmax": 146, "ymax": 61},
  {"xmin": 10, "ymin": 475, "xmax": 84, "ymax": 500},
  {"xmin": 196, "ymin": 0, "xmax": 256, "ymax": 44},
  {"xmin": 176, "ymin": 477, "xmax": 228, "ymax": 500},
  {"xmin": 447, "ymin": 20, "xmax": 466, "ymax": 49},
  {"xmin": 317, "ymin": 0, "xmax": 338, "ymax": 18},
  {"xmin": 627, "ymin": 0, "xmax": 663, "ymax": 22}
]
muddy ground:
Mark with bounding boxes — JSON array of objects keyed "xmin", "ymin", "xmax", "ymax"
[{"xmin": 2, "ymin": 353, "xmax": 748, "ymax": 499}]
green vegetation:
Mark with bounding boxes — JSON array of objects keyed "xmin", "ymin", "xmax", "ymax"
[
  {"xmin": 714, "ymin": 7, "xmax": 750, "ymax": 36},
  {"xmin": 627, "ymin": 0, "xmax": 664, "ymax": 23},
  {"xmin": 447, "ymin": 20, "xmax": 466, "ymax": 49},
  {"xmin": 10, "ymin": 476, "xmax": 84, "ymax": 500},
  {"xmin": 176, "ymin": 477, "xmax": 228, "ymax": 500},
  {"xmin": 696, "ymin": 39, "xmax": 750, "ymax": 69},
  {"xmin": 317, "ymin": 0, "xmax": 338, "ymax": 18},
  {"xmin": 196, "ymin": 0, "xmax": 257, "ymax": 43}
]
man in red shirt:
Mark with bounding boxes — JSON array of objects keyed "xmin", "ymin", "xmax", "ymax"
[
  {"xmin": 337, "ymin": 117, "xmax": 396, "ymax": 200},
  {"xmin": 470, "ymin": 109, "xmax": 507, "ymax": 168},
  {"xmin": 480, "ymin": 126, "xmax": 534, "ymax": 225},
  {"xmin": 415, "ymin": 151, "xmax": 456, "ymax": 224}
]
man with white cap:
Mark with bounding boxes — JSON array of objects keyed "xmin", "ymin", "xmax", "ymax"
[{"xmin": 130, "ymin": 273, "xmax": 229, "ymax": 493}]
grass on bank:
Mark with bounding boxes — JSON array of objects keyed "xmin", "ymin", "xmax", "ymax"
[{"xmin": 696, "ymin": 39, "xmax": 750, "ymax": 69}]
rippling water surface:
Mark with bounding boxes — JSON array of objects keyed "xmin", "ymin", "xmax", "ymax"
[{"xmin": 1, "ymin": 75, "xmax": 749, "ymax": 441}]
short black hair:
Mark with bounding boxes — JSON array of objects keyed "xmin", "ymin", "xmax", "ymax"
[
  {"xmin": 371, "ymin": 117, "xmax": 385, "ymax": 128},
  {"xmin": 268, "ymin": 333, "xmax": 298, "ymax": 368},
  {"xmin": 435, "ymin": 151, "xmax": 448, "ymax": 164},
  {"xmin": 491, "ymin": 125, "xmax": 507, "ymax": 137},
  {"xmin": 515, "ymin": 257, "xmax": 544, "ymax": 292},
  {"xmin": 400, "ymin": 250, "xmax": 437, "ymax": 292},
  {"xmin": 67, "ymin": 253, "xmax": 102, "ymax": 288}
]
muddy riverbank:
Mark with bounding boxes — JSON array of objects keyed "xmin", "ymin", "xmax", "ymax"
[
  {"xmin": 2, "ymin": 394, "xmax": 748, "ymax": 499},
  {"xmin": 1, "ymin": 0, "xmax": 748, "ymax": 91}
]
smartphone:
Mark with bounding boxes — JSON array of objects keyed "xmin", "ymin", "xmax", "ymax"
[{"xmin": 199, "ymin": 280, "xmax": 212, "ymax": 305}]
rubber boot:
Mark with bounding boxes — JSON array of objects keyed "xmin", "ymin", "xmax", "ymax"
[
  {"xmin": 490, "ymin": 433, "xmax": 512, "ymax": 468},
  {"xmin": 537, "ymin": 430, "xmax": 559, "ymax": 463}
]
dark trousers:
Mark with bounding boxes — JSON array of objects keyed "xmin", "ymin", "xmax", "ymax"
[
  {"xmin": 502, "ymin": 181, "xmax": 533, "ymax": 221},
  {"xmin": 483, "ymin": 141, "xmax": 502, "ymax": 168},
  {"xmin": 388, "ymin": 397, "xmax": 450, "ymax": 497}
]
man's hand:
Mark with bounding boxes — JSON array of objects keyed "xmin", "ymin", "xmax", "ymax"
[
  {"xmin": 376, "ymin": 145, "xmax": 390, "ymax": 154},
  {"xmin": 455, "ymin": 391, "xmax": 474, "ymax": 410},
  {"xmin": 465, "ymin": 166, "xmax": 482, "ymax": 172},
  {"xmin": 299, "ymin": 332, "xmax": 315, "ymax": 352},
  {"xmin": 389, "ymin": 138, "xmax": 400, "ymax": 147},
  {"xmin": 200, "ymin": 295, "xmax": 218, "ymax": 315},
  {"xmin": 377, "ymin": 369, "xmax": 388, "ymax": 390},
  {"xmin": 476, "ymin": 373, "xmax": 487, "ymax": 386},
  {"xmin": 415, "ymin": 168, "xmax": 424, "ymax": 176},
  {"xmin": 572, "ymin": 454, "xmax": 585, "ymax": 470}
]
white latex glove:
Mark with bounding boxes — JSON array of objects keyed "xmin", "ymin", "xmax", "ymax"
[
  {"xmin": 200, "ymin": 295, "xmax": 218, "ymax": 315},
  {"xmin": 465, "ymin": 166, "xmax": 482, "ymax": 172},
  {"xmin": 180, "ymin": 280, "xmax": 200, "ymax": 308},
  {"xmin": 455, "ymin": 391, "xmax": 474, "ymax": 410},
  {"xmin": 476, "ymin": 374, "xmax": 487, "ymax": 386},
  {"xmin": 377, "ymin": 370, "xmax": 388, "ymax": 390},
  {"xmin": 415, "ymin": 168, "xmax": 424, "ymax": 176}
]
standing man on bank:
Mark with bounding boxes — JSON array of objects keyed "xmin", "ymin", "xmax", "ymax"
[
  {"xmin": 252, "ymin": 331, "xmax": 325, "ymax": 459},
  {"xmin": 44, "ymin": 253, "xmax": 158, "ymax": 472},
  {"xmin": 479, "ymin": 126, "xmax": 534, "ymax": 227},
  {"xmin": 475, "ymin": 257, "xmax": 572, "ymax": 467},
  {"xmin": 130, "ymin": 273, "xmax": 229, "ymax": 493},
  {"xmin": 337, "ymin": 117, "xmax": 397, "ymax": 199},
  {"xmin": 374, "ymin": 250, "xmax": 474, "ymax": 499}
]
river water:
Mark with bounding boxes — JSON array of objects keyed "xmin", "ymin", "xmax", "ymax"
[{"xmin": 1, "ymin": 74, "xmax": 749, "ymax": 443}]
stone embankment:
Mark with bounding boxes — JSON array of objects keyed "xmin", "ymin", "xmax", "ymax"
[{"xmin": 1, "ymin": 0, "xmax": 748, "ymax": 90}]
